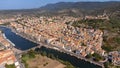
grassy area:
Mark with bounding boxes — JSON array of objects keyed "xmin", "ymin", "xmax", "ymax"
[
  {"xmin": 21, "ymin": 50, "xmax": 36, "ymax": 68},
  {"xmin": 114, "ymin": 37, "xmax": 120, "ymax": 44},
  {"xmin": 5, "ymin": 64, "xmax": 16, "ymax": 68},
  {"xmin": 21, "ymin": 50, "xmax": 75, "ymax": 68},
  {"xmin": 102, "ymin": 35, "xmax": 120, "ymax": 52},
  {"xmin": 71, "ymin": 19, "xmax": 108, "ymax": 29},
  {"xmin": 60, "ymin": 61, "xmax": 75, "ymax": 68},
  {"xmin": 38, "ymin": 49, "xmax": 75, "ymax": 68}
]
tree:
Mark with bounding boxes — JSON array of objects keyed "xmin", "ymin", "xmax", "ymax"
[
  {"xmin": 92, "ymin": 53, "xmax": 104, "ymax": 61},
  {"xmin": 5, "ymin": 64, "xmax": 16, "ymax": 68},
  {"xmin": 85, "ymin": 54, "xmax": 92, "ymax": 59}
]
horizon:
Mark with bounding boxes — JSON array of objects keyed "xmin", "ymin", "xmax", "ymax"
[{"xmin": 0, "ymin": 0, "xmax": 120, "ymax": 10}]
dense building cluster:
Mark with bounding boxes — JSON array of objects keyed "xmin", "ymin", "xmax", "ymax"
[
  {"xmin": 0, "ymin": 15, "xmax": 119, "ymax": 66},
  {"xmin": 10, "ymin": 16, "xmax": 105, "ymax": 57},
  {"xmin": 109, "ymin": 51, "xmax": 120, "ymax": 66},
  {"xmin": 0, "ymin": 30, "xmax": 16, "ymax": 67},
  {"xmin": 84, "ymin": 13, "xmax": 109, "ymax": 20}
]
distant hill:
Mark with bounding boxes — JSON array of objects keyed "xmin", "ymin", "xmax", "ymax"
[
  {"xmin": 40, "ymin": 2, "xmax": 118, "ymax": 11},
  {"xmin": 38, "ymin": 2, "xmax": 120, "ymax": 16},
  {"xmin": 0, "ymin": 1, "xmax": 120, "ymax": 17}
]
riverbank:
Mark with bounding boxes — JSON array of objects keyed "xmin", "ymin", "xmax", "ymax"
[
  {"xmin": 2, "ymin": 33, "xmax": 15, "ymax": 46},
  {"xmin": 0, "ymin": 26, "xmax": 23, "ymax": 68},
  {"xmin": 0, "ymin": 26, "xmax": 37, "ymax": 50},
  {"xmin": 0, "ymin": 26, "xmax": 16, "ymax": 47},
  {"xmin": 7, "ymin": 26, "xmax": 104, "ymax": 68},
  {"xmin": 21, "ymin": 50, "xmax": 67, "ymax": 68}
]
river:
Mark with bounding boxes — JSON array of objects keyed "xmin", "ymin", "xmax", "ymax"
[
  {"xmin": 0, "ymin": 26, "xmax": 37, "ymax": 50},
  {"xmin": 0, "ymin": 26, "xmax": 102, "ymax": 68}
]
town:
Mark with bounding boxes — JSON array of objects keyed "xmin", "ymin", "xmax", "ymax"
[
  {"xmin": 0, "ymin": 30, "xmax": 22, "ymax": 68},
  {"xmin": 0, "ymin": 14, "xmax": 119, "ymax": 68}
]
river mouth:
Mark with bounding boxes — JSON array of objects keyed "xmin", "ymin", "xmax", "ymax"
[{"xmin": 0, "ymin": 26, "xmax": 38, "ymax": 50}]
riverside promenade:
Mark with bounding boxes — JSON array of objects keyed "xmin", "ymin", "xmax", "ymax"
[{"xmin": 3, "ymin": 33, "xmax": 15, "ymax": 46}]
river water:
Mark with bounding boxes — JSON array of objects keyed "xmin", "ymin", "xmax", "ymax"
[
  {"xmin": 0, "ymin": 26, "xmax": 102, "ymax": 68},
  {"xmin": 0, "ymin": 26, "xmax": 37, "ymax": 50}
]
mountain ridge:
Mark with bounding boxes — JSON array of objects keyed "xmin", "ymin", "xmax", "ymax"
[
  {"xmin": 38, "ymin": 1, "xmax": 120, "ymax": 16},
  {"xmin": 0, "ymin": 1, "xmax": 120, "ymax": 17}
]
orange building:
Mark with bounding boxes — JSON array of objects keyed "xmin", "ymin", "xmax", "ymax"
[{"xmin": 0, "ymin": 50, "xmax": 16, "ymax": 65}]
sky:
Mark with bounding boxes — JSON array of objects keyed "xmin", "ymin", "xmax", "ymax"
[{"xmin": 0, "ymin": 0, "xmax": 119, "ymax": 10}]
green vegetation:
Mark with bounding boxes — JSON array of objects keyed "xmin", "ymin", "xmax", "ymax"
[
  {"xmin": 85, "ymin": 54, "xmax": 93, "ymax": 59},
  {"xmin": 92, "ymin": 53, "xmax": 104, "ymax": 61},
  {"xmin": 38, "ymin": 50, "xmax": 75, "ymax": 68},
  {"xmin": 104, "ymin": 61, "xmax": 120, "ymax": 68},
  {"xmin": 101, "ymin": 44, "xmax": 114, "ymax": 52},
  {"xmin": 21, "ymin": 50, "xmax": 36, "ymax": 68},
  {"xmin": 63, "ymin": 61, "xmax": 75, "ymax": 68},
  {"xmin": 102, "ymin": 36, "xmax": 120, "ymax": 52},
  {"xmin": 110, "ymin": 16, "xmax": 120, "ymax": 31},
  {"xmin": 85, "ymin": 53, "xmax": 104, "ymax": 61},
  {"xmin": 21, "ymin": 50, "xmax": 75, "ymax": 68},
  {"xmin": 114, "ymin": 37, "xmax": 120, "ymax": 44},
  {"xmin": 72, "ymin": 18, "xmax": 119, "ymax": 33},
  {"xmin": 43, "ymin": 62, "xmax": 48, "ymax": 66},
  {"xmin": 5, "ymin": 64, "xmax": 16, "ymax": 68},
  {"xmin": 81, "ymin": 42, "xmax": 87, "ymax": 46}
]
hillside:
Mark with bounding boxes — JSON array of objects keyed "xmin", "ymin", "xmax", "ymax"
[
  {"xmin": 39, "ymin": 2, "xmax": 120, "ymax": 16},
  {"xmin": 0, "ymin": 2, "xmax": 120, "ymax": 17}
]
